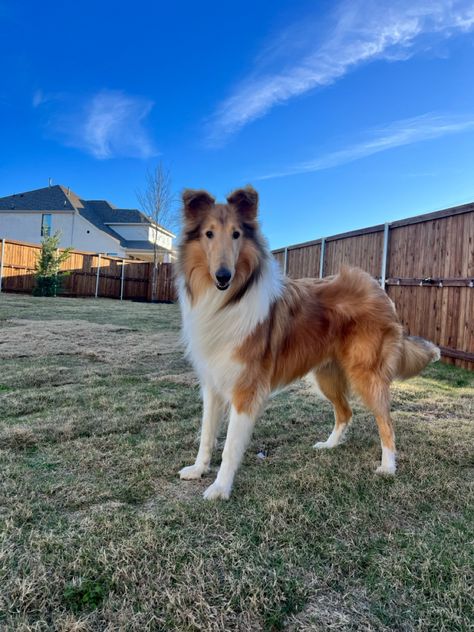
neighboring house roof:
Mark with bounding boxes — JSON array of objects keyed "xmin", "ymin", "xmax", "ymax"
[
  {"xmin": 123, "ymin": 240, "xmax": 155, "ymax": 250},
  {"xmin": 0, "ymin": 185, "xmax": 76, "ymax": 211},
  {"xmin": 0, "ymin": 184, "xmax": 175, "ymax": 249},
  {"xmin": 81, "ymin": 200, "xmax": 151, "ymax": 225}
]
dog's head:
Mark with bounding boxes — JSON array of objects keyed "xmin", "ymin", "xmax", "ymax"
[{"xmin": 179, "ymin": 186, "xmax": 266, "ymax": 300}]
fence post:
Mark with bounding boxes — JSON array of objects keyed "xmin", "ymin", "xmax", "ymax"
[
  {"xmin": 380, "ymin": 223, "xmax": 390, "ymax": 289},
  {"xmin": 319, "ymin": 238, "xmax": 326, "ymax": 279},
  {"xmin": 95, "ymin": 253, "xmax": 101, "ymax": 298},
  {"xmin": 0, "ymin": 238, "xmax": 5, "ymax": 293},
  {"xmin": 283, "ymin": 247, "xmax": 288, "ymax": 276},
  {"xmin": 120, "ymin": 259, "xmax": 125, "ymax": 300}
]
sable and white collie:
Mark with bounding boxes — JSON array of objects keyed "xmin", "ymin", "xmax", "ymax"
[{"xmin": 176, "ymin": 186, "xmax": 439, "ymax": 500}]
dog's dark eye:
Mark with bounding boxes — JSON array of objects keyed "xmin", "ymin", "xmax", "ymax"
[
  {"xmin": 205, "ymin": 230, "xmax": 214, "ymax": 239},
  {"xmin": 232, "ymin": 231, "xmax": 240, "ymax": 240}
]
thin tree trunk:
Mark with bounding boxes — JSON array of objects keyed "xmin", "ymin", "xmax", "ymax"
[{"xmin": 152, "ymin": 242, "xmax": 158, "ymax": 302}]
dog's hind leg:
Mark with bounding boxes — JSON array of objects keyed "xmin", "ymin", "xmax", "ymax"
[
  {"xmin": 313, "ymin": 363, "xmax": 352, "ymax": 449},
  {"xmin": 350, "ymin": 372, "xmax": 396, "ymax": 475},
  {"xmin": 179, "ymin": 384, "xmax": 224, "ymax": 480}
]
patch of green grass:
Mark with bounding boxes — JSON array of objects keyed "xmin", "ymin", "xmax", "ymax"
[
  {"xmin": 0, "ymin": 293, "xmax": 473, "ymax": 630},
  {"xmin": 24, "ymin": 452, "xmax": 60, "ymax": 471},
  {"xmin": 63, "ymin": 577, "xmax": 110, "ymax": 613}
]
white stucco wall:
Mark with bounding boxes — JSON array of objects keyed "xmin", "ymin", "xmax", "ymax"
[
  {"xmin": 0, "ymin": 211, "xmax": 73, "ymax": 245},
  {"xmin": 149, "ymin": 226, "xmax": 172, "ymax": 250},
  {"xmin": 71, "ymin": 214, "xmax": 125, "ymax": 255},
  {"xmin": 0, "ymin": 211, "xmax": 126, "ymax": 256}
]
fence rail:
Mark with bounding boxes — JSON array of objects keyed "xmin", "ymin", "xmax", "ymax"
[
  {"xmin": 273, "ymin": 202, "xmax": 474, "ymax": 370},
  {"xmin": 0, "ymin": 239, "xmax": 175, "ymax": 302}
]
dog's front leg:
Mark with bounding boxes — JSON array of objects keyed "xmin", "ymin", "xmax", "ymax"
[
  {"xmin": 179, "ymin": 385, "xmax": 224, "ymax": 480},
  {"xmin": 203, "ymin": 406, "xmax": 257, "ymax": 500}
]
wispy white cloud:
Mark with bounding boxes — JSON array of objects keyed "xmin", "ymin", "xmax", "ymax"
[
  {"xmin": 256, "ymin": 113, "xmax": 474, "ymax": 179},
  {"xmin": 206, "ymin": 0, "xmax": 474, "ymax": 145},
  {"xmin": 32, "ymin": 89, "xmax": 54, "ymax": 108},
  {"xmin": 32, "ymin": 90, "xmax": 45, "ymax": 107},
  {"xmin": 47, "ymin": 90, "xmax": 158, "ymax": 160}
]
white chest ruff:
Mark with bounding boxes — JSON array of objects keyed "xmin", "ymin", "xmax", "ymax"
[{"xmin": 178, "ymin": 261, "xmax": 282, "ymax": 399}]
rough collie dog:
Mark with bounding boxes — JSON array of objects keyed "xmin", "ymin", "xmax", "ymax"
[{"xmin": 176, "ymin": 186, "xmax": 439, "ymax": 500}]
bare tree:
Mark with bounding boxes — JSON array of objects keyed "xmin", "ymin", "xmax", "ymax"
[{"xmin": 136, "ymin": 162, "xmax": 177, "ymax": 301}]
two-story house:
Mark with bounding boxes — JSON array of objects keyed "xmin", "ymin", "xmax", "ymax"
[{"xmin": 0, "ymin": 184, "xmax": 175, "ymax": 261}]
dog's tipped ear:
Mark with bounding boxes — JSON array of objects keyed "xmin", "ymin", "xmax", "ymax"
[
  {"xmin": 227, "ymin": 186, "xmax": 259, "ymax": 220},
  {"xmin": 182, "ymin": 189, "xmax": 215, "ymax": 218}
]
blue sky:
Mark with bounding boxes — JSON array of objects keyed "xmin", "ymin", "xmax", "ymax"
[{"xmin": 1, "ymin": 0, "xmax": 474, "ymax": 248}]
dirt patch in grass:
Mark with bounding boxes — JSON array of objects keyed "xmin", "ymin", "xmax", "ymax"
[{"xmin": 0, "ymin": 293, "xmax": 473, "ymax": 631}]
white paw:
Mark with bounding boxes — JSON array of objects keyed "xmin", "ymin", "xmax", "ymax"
[
  {"xmin": 313, "ymin": 440, "xmax": 337, "ymax": 449},
  {"xmin": 203, "ymin": 481, "xmax": 231, "ymax": 500},
  {"xmin": 179, "ymin": 464, "xmax": 207, "ymax": 480},
  {"xmin": 313, "ymin": 426, "xmax": 348, "ymax": 450},
  {"xmin": 375, "ymin": 464, "xmax": 396, "ymax": 476},
  {"xmin": 377, "ymin": 448, "xmax": 396, "ymax": 475}
]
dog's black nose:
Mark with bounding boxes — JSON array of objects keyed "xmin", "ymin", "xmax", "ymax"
[{"xmin": 216, "ymin": 267, "xmax": 232, "ymax": 287}]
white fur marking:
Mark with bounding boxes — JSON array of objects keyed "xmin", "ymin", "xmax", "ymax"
[
  {"xmin": 314, "ymin": 419, "xmax": 351, "ymax": 449},
  {"xmin": 376, "ymin": 447, "xmax": 396, "ymax": 475},
  {"xmin": 179, "ymin": 464, "xmax": 208, "ymax": 480}
]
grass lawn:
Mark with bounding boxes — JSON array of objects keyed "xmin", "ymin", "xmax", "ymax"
[{"xmin": 0, "ymin": 293, "xmax": 473, "ymax": 631}]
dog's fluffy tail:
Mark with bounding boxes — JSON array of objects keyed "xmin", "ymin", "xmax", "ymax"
[{"xmin": 396, "ymin": 335, "xmax": 440, "ymax": 380}]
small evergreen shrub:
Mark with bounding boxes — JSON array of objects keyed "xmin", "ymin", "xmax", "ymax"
[{"xmin": 33, "ymin": 232, "xmax": 72, "ymax": 296}]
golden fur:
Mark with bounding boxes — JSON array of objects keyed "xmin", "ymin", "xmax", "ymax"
[{"xmin": 177, "ymin": 186, "xmax": 440, "ymax": 498}]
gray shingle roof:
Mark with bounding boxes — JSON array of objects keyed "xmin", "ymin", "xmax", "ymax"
[
  {"xmin": 124, "ymin": 240, "xmax": 155, "ymax": 250},
  {"xmin": 81, "ymin": 200, "xmax": 151, "ymax": 225},
  {"xmin": 0, "ymin": 184, "xmax": 175, "ymax": 248},
  {"xmin": 0, "ymin": 185, "xmax": 75, "ymax": 211}
]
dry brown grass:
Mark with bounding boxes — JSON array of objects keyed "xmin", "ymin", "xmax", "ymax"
[
  {"xmin": 0, "ymin": 293, "xmax": 473, "ymax": 631},
  {"xmin": 0, "ymin": 318, "xmax": 180, "ymax": 362}
]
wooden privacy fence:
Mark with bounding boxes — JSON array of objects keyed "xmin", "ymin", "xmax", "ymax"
[
  {"xmin": 273, "ymin": 202, "xmax": 474, "ymax": 370},
  {"xmin": 0, "ymin": 239, "xmax": 175, "ymax": 302}
]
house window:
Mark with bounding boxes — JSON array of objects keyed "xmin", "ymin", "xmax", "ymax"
[{"xmin": 41, "ymin": 214, "xmax": 52, "ymax": 237}]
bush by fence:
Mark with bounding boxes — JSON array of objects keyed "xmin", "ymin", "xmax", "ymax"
[
  {"xmin": 0, "ymin": 239, "xmax": 175, "ymax": 302},
  {"xmin": 272, "ymin": 202, "xmax": 474, "ymax": 370}
]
